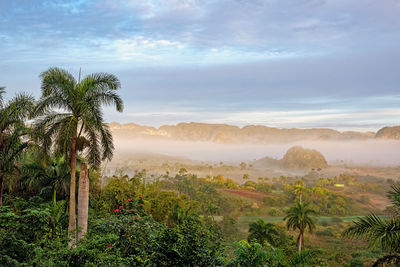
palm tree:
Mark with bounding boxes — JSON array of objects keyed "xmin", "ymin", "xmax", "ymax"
[
  {"xmin": 0, "ymin": 87, "xmax": 34, "ymax": 205},
  {"xmin": 77, "ymin": 162, "xmax": 89, "ymax": 240},
  {"xmin": 293, "ymin": 180, "xmax": 306, "ymax": 204},
  {"xmin": 248, "ymin": 219, "xmax": 280, "ymax": 247},
  {"xmin": 21, "ymin": 152, "xmax": 71, "ymax": 198},
  {"xmin": 284, "ymin": 201, "xmax": 316, "ymax": 252},
  {"xmin": 343, "ymin": 184, "xmax": 400, "ymax": 266},
  {"xmin": 34, "ymin": 68, "xmax": 123, "ymax": 246}
]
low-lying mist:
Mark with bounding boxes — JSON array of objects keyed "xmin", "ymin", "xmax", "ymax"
[{"xmin": 113, "ymin": 138, "xmax": 400, "ymax": 166}]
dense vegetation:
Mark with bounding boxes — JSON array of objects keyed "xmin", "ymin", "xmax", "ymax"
[{"xmin": 0, "ymin": 70, "xmax": 398, "ymax": 266}]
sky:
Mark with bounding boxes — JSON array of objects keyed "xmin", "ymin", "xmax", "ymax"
[{"xmin": 1, "ymin": 0, "xmax": 400, "ymax": 131}]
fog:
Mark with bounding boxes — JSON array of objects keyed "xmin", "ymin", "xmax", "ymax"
[{"xmin": 113, "ymin": 138, "xmax": 400, "ymax": 166}]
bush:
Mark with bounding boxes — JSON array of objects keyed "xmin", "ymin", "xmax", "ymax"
[
  {"xmin": 267, "ymin": 208, "xmax": 279, "ymax": 216},
  {"xmin": 316, "ymin": 228, "xmax": 334, "ymax": 237},
  {"xmin": 331, "ymin": 217, "xmax": 343, "ymax": 224},
  {"xmin": 349, "ymin": 258, "xmax": 364, "ymax": 267},
  {"xmin": 318, "ymin": 220, "xmax": 329, "ymax": 227}
]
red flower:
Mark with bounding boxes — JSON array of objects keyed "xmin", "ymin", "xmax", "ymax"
[
  {"xmin": 114, "ymin": 209, "xmax": 119, "ymax": 213},
  {"xmin": 139, "ymin": 196, "xmax": 143, "ymax": 199},
  {"xmin": 119, "ymin": 206, "xmax": 123, "ymax": 209},
  {"xmin": 135, "ymin": 216, "xmax": 139, "ymax": 220},
  {"xmin": 107, "ymin": 244, "xmax": 111, "ymax": 247},
  {"xmin": 130, "ymin": 209, "xmax": 134, "ymax": 212},
  {"xmin": 126, "ymin": 199, "xmax": 132, "ymax": 203},
  {"xmin": 140, "ymin": 204, "xmax": 144, "ymax": 207}
]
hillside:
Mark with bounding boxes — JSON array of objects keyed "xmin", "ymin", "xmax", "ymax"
[
  {"xmin": 281, "ymin": 146, "xmax": 328, "ymax": 169},
  {"xmin": 109, "ymin": 122, "xmax": 375, "ymax": 144},
  {"xmin": 375, "ymin": 126, "xmax": 400, "ymax": 140}
]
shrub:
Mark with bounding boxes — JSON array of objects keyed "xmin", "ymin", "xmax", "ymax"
[
  {"xmin": 330, "ymin": 217, "xmax": 343, "ymax": 224},
  {"xmin": 316, "ymin": 228, "xmax": 334, "ymax": 237}
]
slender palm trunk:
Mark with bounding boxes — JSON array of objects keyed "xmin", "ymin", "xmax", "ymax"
[
  {"xmin": 77, "ymin": 162, "xmax": 89, "ymax": 241},
  {"xmin": 297, "ymin": 231, "xmax": 304, "ymax": 253},
  {"xmin": 68, "ymin": 138, "xmax": 77, "ymax": 247},
  {"xmin": 0, "ymin": 175, "xmax": 3, "ymax": 206}
]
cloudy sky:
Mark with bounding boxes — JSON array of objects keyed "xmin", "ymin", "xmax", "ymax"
[{"xmin": 1, "ymin": 0, "xmax": 400, "ymax": 131}]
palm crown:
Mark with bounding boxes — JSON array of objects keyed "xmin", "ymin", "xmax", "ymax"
[
  {"xmin": 248, "ymin": 219, "xmax": 280, "ymax": 247},
  {"xmin": 35, "ymin": 67, "xmax": 123, "ymax": 168}
]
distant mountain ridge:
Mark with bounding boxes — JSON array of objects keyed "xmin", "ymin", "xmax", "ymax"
[{"xmin": 108, "ymin": 122, "xmax": 390, "ymax": 144}]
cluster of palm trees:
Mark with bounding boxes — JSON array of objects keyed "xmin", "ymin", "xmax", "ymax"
[{"xmin": 0, "ymin": 67, "xmax": 123, "ymax": 246}]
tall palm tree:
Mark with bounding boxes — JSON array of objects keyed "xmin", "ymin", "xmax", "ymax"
[
  {"xmin": 0, "ymin": 87, "xmax": 34, "ymax": 205},
  {"xmin": 284, "ymin": 201, "xmax": 316, "ymax": 253},
  {"xmin": 248, "ymin": 219, "xmax": 280, "ymax": 247},
  {"xmin": 34, "ymin": 68, "xmax": 123, "ymax": 246},
  {"xmin": 293, "ymin": 180, "xmax": 306, "ymax": 204},
  {"xmin": 343, "ymin": 184, "xmax": 400, "ymax": 266},
  {"xmin": 77, "ymin": 162, "xmax": 89, "ymax": 240}
]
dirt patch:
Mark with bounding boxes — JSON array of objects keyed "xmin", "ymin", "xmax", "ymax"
[
  {"xmin": 218, "ymin": 189, "xmax": 267, "ymax": 202},
  {"xmin": 365, "ymin": 194, "xmax": 391, "ymax": 211}
]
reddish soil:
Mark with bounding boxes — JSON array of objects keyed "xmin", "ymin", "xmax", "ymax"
[
  {"xmin": 365, "ymin": 194, "xmax": 391, "ymax": 210},
  {"xmin": 218, "ymin": 189, "xmax": 268, "ymax": 202}
]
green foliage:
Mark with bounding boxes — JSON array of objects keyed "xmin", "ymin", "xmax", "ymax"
[
  {"xmin": 289, "ymin": 249, "xmax": 323, "ymax": 266},
  {"xmin": 229, "ymin": 240, "xmax": 269, "ymax": 267},
  {"xmin": 154, "ymin": 215, "xmax": 223, "ymax": 266},
  {"xmin": 284, "ymin": 201, "xmax": 317, "ymax": 252},
  {"xmin": 0, "ymin": 204, "xmax": 67, "ymax": 266},
  {"xmin": 343, "ymin": 214, "xmax": 400, "ymax": 252},
  {"xmin": 343, "ymin": 183, "xmax": 400, "ymax": 266},
  {"xmin": 285, "ymin": 202, "xmax": 316, "ymax": 234},
  {"xmin": 284, "ymin": 183, "xmax": 350, "ymax": 215},
  {"xmin": 316, "ymin": 228, "xmax": 334, "ymax": 237},
  {"xmin": 349, "ymin": 258, "xmax": 364, "ymax": 267},
  {"xmin": 255, "ymin": 182, "xmax": 272, "ymax": 193},
  {"xmin": 248, "ymin": 219, "xmax": 280, "ymax": 247},
  {"xmin": 20, "ymin": 153, "xmax": 70, "ymax": 199},
  {"xmin": 34, "ymin": 67, "xmax": 123, "ymax": 167},
  {"xmin": 228, "ymin": 240, "xmax": 292, "ymax": 267},
  {"xmin": 96, "ymin": 175, "xmax": 135, "ymax": 212},
  {"xmin": 0, "ymin": 90, "xmax": 34, "ymax": 204}
]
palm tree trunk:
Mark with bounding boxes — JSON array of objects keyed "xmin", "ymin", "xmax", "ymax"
[
  {"xmin": 68, "ymin": 138, "xmax": 77, "ymax": 248},
  {"xmin": 297, "ymin": 231, "xmax": 303, "ymax": 253},
  {"xmin": 0, "ymin": 175, "xmax": 4, "ymax": 206},
  {"xmin": 77, "ymin": 162, "xmax": 89, "ymax": 241}
]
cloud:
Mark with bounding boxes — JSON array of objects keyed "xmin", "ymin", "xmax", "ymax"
[{"xmin": 1, "ymin": 0, "xmax": 400, "ymax": 130}]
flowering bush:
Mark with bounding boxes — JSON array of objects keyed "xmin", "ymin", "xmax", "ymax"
[{"xmin": 113, "ymin": 196, "xmax": 147, "ymax": 218}]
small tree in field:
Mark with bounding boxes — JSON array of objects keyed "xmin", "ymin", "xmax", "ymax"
[{"xmin": 284, "ymin": 201, "xmax": 316, "ymax": 253}]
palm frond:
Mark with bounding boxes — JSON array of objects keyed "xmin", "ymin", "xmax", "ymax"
[
  {"xmin": 39, "ymin": 67, "xmax": 76, "ymax": 99},
  {"xmin": 81, "ymin": 72, "xmax": 123, "ymax": 112},
  {"xmin": 387, "ymin": 183, "xmax": 400, "ymax": 209},
  {"xmin": 83, "ymin": 121, "xmax": 101, "ymax": 168},
  {"xmin": 343, "ymin": 214, "xmax": 400, "ymax": 252}
]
